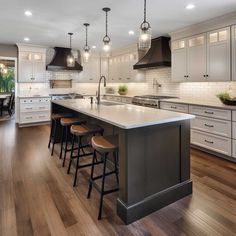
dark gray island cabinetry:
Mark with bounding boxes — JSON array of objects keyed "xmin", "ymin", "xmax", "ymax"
[{"xmin": 52, "ymin": 99, "xmax": 194, "ymax": 224}]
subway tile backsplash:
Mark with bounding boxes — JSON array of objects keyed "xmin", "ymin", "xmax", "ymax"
[{"xmin": 17, "ymin": 68, "xmax": 236, "ymax": 102}]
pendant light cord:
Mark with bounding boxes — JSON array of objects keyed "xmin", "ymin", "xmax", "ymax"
[
  {"xmin": 144, "ymin": 0, "xmax": 147, "ymax": 23},
  {"xmin": 69, "ymin": 34, "xmax": 72, "ymax": 49},
  {"xmin": 105, "ymin": 10, "xmax": 108, "ymax": 37},
  {"xmin": 85, "ymin": 25, "xmax": 88, "ymax": 46}
]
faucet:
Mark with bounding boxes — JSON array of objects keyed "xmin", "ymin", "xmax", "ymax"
[{"xmin": 96, "ymin": 75, "xmax": 107, "ymax": 104}]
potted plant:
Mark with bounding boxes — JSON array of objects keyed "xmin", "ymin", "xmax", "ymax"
[{"xmin": 118, "ymin": 84, "xmax": 128, "ymax": 95}]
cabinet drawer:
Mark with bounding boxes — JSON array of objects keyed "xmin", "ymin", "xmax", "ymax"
[
  {"xmin": 20, "ymin": 97, "xmax": 51, "ymax": 104},
  {"xmin": 191, "ymin": 129, "xmax": 231, "ymax": 156},
  {"xmin": 232, "ymin": 140, "xmax": 236, "ymax": 158},
  {"xmin": 189, "ymin": 105, "xmax": 231, "ymax": 120},
  {"xmin": 36, "ymin": 112, "xmax": 50, "ymax": 122},
  {"xmin": 121, "ymin": 97, "xmax": 132, "ymax": 104},
  {"xmin": 191, "ymin": 116, "xmax": 231, "ymax": 138},
  {"xmin": 160, "ymin": 102, "xmax": 188, "ymax": 113},
  {"xmin": 20, "ymin": 103, "xmax": 50, "ymax": 112},
  {"xmin": 20, "ymin": 111, "xmax": 50, "ymax": 124}
]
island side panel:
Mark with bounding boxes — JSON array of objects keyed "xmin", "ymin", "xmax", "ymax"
[{"xmin": 117, "ymin": 120, "xmax": 192, "ymax": 224}]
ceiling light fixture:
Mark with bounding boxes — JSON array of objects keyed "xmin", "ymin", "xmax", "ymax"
[
  {"xmin": 185, "ymin": 4, "xmax": 195, "ymax": 10},
  {"xmin": 92, "ymin": 45, "xmax": 97, "ymax": 49},
  {"xmin": 102, "ymin": 7, "xmax": 111, "ymax": 52},
  {"xmin": 24, "ymin": 10, "xmax": 32, "ymax": 16},
  {"xmin": 24, "ymin": 37, "xmax": 30, "ymax": 42},
  {"xmin": 139, "ymin": 0, "xmax": 152, "ymax": 51},
  {"xmin": 129, "ymin": 30, "xmax": 135, "ymax": 35},
  {"xmin": 67, "ymin": 33, "xmax": 75, "ymax": 67},
  {"xmin": 83, "ymin": 23, "xmax": 91, "ymax": 63}
]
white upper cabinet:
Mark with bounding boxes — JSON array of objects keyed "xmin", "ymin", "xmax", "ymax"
[
  {"xmin": 171, "ymin": 27, "xmax": 231, "ymax": 82},
  {"xmin": 187, "ymin": 34, "xmax": 207, "ymax": 81},
  {"xmin": 171, "ymin": 39, "xmax": 188, "ymax": 82},
  {"xmin": 206, "ymin": 27, "xmax": 231, "ymax": 81},
  {"xmin": 232, "ymin": 25, "xmax": 236, "ymax": 81},
  {"xmin": 78, "ymin": 56, "xmax": 100, "ymax": 83},
  {"xmin": 18, "ymin": 45, "xmax": 47, "ymax": 83},
  {"xmin": 108, "ymin": 50, "xmax": 145, "ymax": 83}
]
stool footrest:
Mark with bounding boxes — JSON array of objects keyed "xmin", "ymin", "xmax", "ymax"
[
  {"xmin": 71, "ymin": 152, "xmax": 93, "ymax": 159},
  {"xmin": 90, "ymin": 181, "xmax": 119, "ymax": 195},
  {"xmin": 90, "ymin": 170, "xmax": 117, "ymax": 182},
  {"xmin": 77, "ymin": 160, "xmax": 103, "ymax": 169}
]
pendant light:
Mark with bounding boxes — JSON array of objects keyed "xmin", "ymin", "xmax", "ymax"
[
  {"xmin": 83, "ymin": 23, "xmax": 91, "ymax": 62},
  {"xmin": 102, "ymin": 7, "xmax": 111, "ymax": 52},
  {"xmin": 139, "ymin": 0, "xmax": 152, "ymax": 51},
  {"xmin": 67, "ymin": 32, "xmax": 75, "ymax": 67}
]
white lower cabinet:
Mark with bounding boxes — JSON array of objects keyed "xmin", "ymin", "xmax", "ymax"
[
  {"xmin": 19, "ymin": 97, "xmax": 51, "ymax": 125},
  {"xmin": 191, "ymin": 129, "xmax": 231, "ymax": 156},
  {"xmin": 103, "ymin": 95, "xmax": 132, "ymax": 104},
  {"xmin": 191, "ymin": 116, "xmax": 231, "ymax": 138},
  {"xmin": 160, "ymin": 102, "xmax": 188, "ymax": 113}
]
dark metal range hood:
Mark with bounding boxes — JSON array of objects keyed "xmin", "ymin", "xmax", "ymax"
[
  {"xmin": 46, "ymin": 47, "xmax": 83, "ymax": 71},
  {"xmin": 133, "ymin": 36, "xmax": 171, "ymax": 70}
]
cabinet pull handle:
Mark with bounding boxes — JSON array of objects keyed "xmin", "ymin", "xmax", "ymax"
[
  {"xmin": 26, "ymin": 117, "xmax": 33, "ymax": 119},
  {"xmin": 203, "ymin": 75, "xmax": 206, "ymax": 78},
  {"xmin": 204, "ymin": 124, "xmax": 214, "ymax": 128},
  {"xmin": 26, "ymin": 107, "xmax": 33, "ymax": 110},
  {"xmin": 205, "ymin": 139, "xmax": 214, "ymax": 144},
  {"xmin": 204, "ymin": 111, "xmax": 214, "ymax": 115},
  {"xmin": 171, "ymin": 106, "xmax": 177, "ymax": 109},
  {"xmin": 39, "ymin": 106, "xmax": 45, "ymax": 109}
]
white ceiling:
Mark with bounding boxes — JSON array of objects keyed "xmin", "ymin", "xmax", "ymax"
[{"xmin": 1, "ymin": 0, "xmax": 236, "ymax": 51}]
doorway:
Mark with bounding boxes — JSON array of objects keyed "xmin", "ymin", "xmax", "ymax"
[{"xmin": 0, "ymin": 57, "xmax": 17, "ymax": 120}]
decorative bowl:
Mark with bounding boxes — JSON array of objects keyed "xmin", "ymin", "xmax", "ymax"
[
  {"xmin": 118, "ymin": 91, "xmax": 128, "ymax": 96},
  {"xmin": 220, "ymin": 98, "xmax": 236, "ymax": 106}
]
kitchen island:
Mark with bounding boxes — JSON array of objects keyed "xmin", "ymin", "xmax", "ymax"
[{"xmin": 52, "ymin": 99, "xmax": 194, "ymax": 224}]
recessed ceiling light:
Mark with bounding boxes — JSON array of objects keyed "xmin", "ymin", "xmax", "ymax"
[
  {"xmin": 24, "ymin": 37, "xmax": 30, "ymax": 42},
  {"xmin": 185, "ymin": 4, "xmax": 195, "ymax": 10},
  {"xmin": 92, "ymin": 45, "xmax": 97, "ymax": 49},
  {"xmin": 24, "ymin": 10, "xmax": 32, "ymax": 16},
  {"xmin": 128, "ymin": 30, "xmax": 135, "ymax": 35}
]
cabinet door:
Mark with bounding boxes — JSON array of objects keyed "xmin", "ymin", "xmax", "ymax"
[
  {"xmin": 207, "ymin": 27, "xmax": 231, "ymax": 81},
  {"xmin": 232, "ymin": 25, "xmax": 236, "ymax": 81},
  {"xmin": 18, "ymin": 60, "xmax": 33, "ymax": 82},
  {"xmin": 171, "ymin": 39, "xmax": 187, "ymax": 82},
  {"xmin": 33, "ymin": 61, "xmax": 46, "ymax": 82},
  {"xmin": 101, "ymin": 57, "xmax": 108, "ymax": 79},
  {"xmin": 187, "ymin": 34, "xmax": 207, "ymax": 81}
]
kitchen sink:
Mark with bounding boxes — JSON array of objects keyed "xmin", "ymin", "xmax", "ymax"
[{"xmin": 99, "ymin": 101, "xmax": 124, "ymax": 106}]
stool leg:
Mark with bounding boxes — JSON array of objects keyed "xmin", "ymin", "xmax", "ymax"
[
  {"xmin": 51, "ymin": 121, "xmax": 57, "ymax": 156},
  {"xmin": 87, "ymin": 150, "xmax": 97, "ymax": 199},
  {"xmin": 67, "ymin": 134, "xmax": 75, "ymax": 171},
  {"xmin": 59, "ymin": 126, "xmax": 64, "ymax": 159},
  {"xmin": 113, "ymin": 152, "xmax": 119, "ymax": 185},
  {"xmin": 63, "ymin": 126, "xmax": 69, "ymax": 162},
  {"xmin": 98, "ymin": 153, "xmax": 107, "ymax": 220},
  {"xmin": 48, "ymin": 120, "xmax": 53, "ymax": 148},
  {"xmin": 73, "ymin": 136, "xmax": 82, "ymax": 187}
]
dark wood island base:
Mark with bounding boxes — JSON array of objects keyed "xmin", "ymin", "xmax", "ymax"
[{"xmin": 52, "ymin": 102, "xmax": 193, "ymax": 224}]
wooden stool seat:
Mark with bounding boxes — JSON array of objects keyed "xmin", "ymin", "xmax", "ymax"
[
  {"xmin": 91, "ymin": 135, "xmax": 118, "ymax": 153},
  {"xmin": 60, "ymin": 117, "xmax": 85, "ymax": 126},
  {"xmin": 70, "ymin": 124, "xmax": 104, "ymax": 137},
  {"xmin": 51, "ymin": 113, "xmax": 72, "ymax": 120}
]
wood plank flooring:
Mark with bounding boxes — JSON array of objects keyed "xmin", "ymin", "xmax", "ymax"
[{"xmin": 0, "ymin": 119, "xmax": 236, "ymax": 236}]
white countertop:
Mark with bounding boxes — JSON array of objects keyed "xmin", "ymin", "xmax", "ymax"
[
  {"xmin": 161, "ymin": 98, "xmax": 236, "ymax": 110},
  {"xmin": 52, "ymin": 99, "xmax": 194, "ymax": 129}
]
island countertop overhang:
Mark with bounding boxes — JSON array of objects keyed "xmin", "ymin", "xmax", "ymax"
[{"xmin": 52, "ymin": 99, "xmax": 195, "ymax": 129}]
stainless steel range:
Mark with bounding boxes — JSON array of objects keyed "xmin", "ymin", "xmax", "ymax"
[{"xmin": 132, "ymin": 95, "xmax": 178, "ymax": 108}]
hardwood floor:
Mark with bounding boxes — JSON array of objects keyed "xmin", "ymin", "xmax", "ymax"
[{"xmin": 0, "ymin": 119, "xmax": 236, "ymax": 236}]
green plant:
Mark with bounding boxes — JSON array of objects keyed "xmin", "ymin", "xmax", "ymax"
[
  {"xmin": 216, "ymin": 92, "xmax": 231, "ymax": 102},
  {"xmin": 118, "ymin": 84, "xmax": 128, "ymax": 93},
  {"xmin": 0, "ymin": 67, "xmax": 15, "ymax": 93}
]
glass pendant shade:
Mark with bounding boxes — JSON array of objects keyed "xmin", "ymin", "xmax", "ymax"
[
  {"xmin": 138, "ymin": 0, "xmax": 152, "ymax": 51},
  {"xmin": 83, "ymin": 46, "xmax": 91, "ymax": 62},
  {"xmin": 139, "ymin": 23, "xmax": 152, "ymax": 50},
  {"xmin": 67, "ymin": 32, "xmax": 75, "ymax": 67},
  {"xmin": 67, "ymin": 53, "xmax": 75, "ymax": 67}
]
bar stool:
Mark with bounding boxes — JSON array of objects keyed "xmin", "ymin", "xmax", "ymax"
[
  {"xmin": 48, "ymin": 113, "xmax": 72, "ymax": 156},
  {"xmin": 59, "ymin": 117, "xmax": 86, "ymax": 161},
  {"xmin": 68, "ymin": 124, "xmax": 104, "ymax": 187},
  {"xmin": 87, "ymin": 135, "xmax": 119, "ymax": 220}
]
